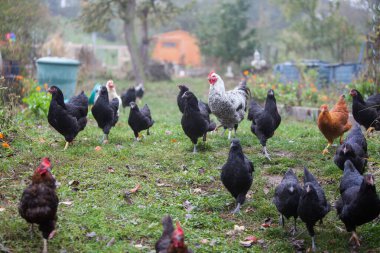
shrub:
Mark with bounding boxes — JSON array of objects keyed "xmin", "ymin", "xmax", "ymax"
[{"xmin": 22, "ymin": 81, "xmax": 51, "ymax": 118}]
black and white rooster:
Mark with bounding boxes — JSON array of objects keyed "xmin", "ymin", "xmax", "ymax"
[{"xmin": 208, "ymin": 72, "xmax": 250, "ymax": 139}]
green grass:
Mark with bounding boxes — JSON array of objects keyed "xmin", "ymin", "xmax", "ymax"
[{"xmin": 1, "ymin": 78, "xmax": 380, "ymax": 253}]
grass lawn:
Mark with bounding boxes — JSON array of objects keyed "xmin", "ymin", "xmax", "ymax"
[{"xmin": 1, "ymin": 77, "xmax": 379, "ymax": 253}]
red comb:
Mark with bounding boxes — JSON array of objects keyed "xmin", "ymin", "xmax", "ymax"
[
  {"xmin": 175, "ymin": 221, "xmax": 184, "ymax": 235},
  {"xmin": 208, "ymin": 71, "xmax": 215, "ymax": 78},
  {"xmin": 37, "ymin": 157, "xmax": 51, "ymax": 175}
]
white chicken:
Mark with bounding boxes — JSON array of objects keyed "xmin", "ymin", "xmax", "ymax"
[
  {"xmin": 105, "ymin": 80, "xmax": 122, "ymax": 116},
  {"xmin": 208, "ymin": 72, "xmax": 250, "ymax": 139}
]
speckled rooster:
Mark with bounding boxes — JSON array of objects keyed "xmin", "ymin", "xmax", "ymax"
[{"xmin": 208, "ymin": 72, "xmax": 250, "ymax": 139}]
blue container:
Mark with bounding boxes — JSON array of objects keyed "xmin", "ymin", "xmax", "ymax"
[{"xmin": 37, "ymin": 57, "xmax": 80, "ymax": 100}]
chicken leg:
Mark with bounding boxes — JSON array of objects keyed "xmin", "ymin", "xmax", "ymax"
[
  {"xmin": 101, "ymin": 134, "xmax": 109, "ymax": 144},
  {"xmin": 263, "ymin": 146, "xmax": 271, "ymax": 161},
  {"xmin": 322, "ymin": 143, "xmax": 332, "ymax": 155},
  {"xmin": 279, "ymin": 214, "xmax": 284, "ymax": 228},
  {"xmin": 231, "ymin": 202, "xmax": 241, "ymax": 214},
  {"xmin": 311, "ymin": 236, "xmax": 316, "ymax": 252},
  {"xmin": 228, "ymin": 130, "xmax": 232, "ymax": 140},
  {"xmin": 292, "ymin": 217, "xmax": 297, "ymax": 236},
  {"xmin": 349, "ymin": 231, "xmax": 360, "ymax": 246},
  {"xmin": 366, "ymin": 127, "xmax": 375, "ymax": 137},
  {"xmin": 193, "ymin": 144, "xmax": 197, "ymax": 154},
  {"xmin": 63, "ymin": 142, "xmax": 69, "ymax": 151},
  {"xmin": 42, "ymin": 239, "xmax": 48, "ymax": 253}
]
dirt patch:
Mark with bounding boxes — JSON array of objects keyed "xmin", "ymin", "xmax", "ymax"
[
  {"xmin": 263, "ymin": 174, "xmax": 283, "ymax": 186},
  {"xmin": 272, "ymin": 150, "xmax": 294, "ymax": 158}
]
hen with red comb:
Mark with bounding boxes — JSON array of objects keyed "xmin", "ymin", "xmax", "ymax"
[
  {"xmin": 155, "ymin": 215, "xmax": 193, "ymax": 253},
  {"xmin": 19, "ymin": 158, "xmax": 58, "ymax": 253},
  {"xmin": 208, "ymin": 72, "xmax": 250, "ymax": 139}
]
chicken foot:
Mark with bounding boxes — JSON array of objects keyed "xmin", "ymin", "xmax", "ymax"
[
  {"xmin": 231, "ymin": 202, "xmax": 241, "ymax": 214},
  {"xmin": 349, "ymin": 231, "xmax": 361, "ymax": 247},
  {"xmin": 262, "ymin": 146, "xmax": 271, "ymax": 161},
  {"xmin": 322, "ymin": 143, "xmax": 332, "ymax": 155},
  {"xmin": 101, "ymin": 134, "xmax": 109, "ymax": 144}
]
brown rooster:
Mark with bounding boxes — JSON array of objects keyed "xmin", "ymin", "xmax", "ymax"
[
  {"xmin": 155, "ymin": 215, "xmax": 193, "ymax": 253},
  {"xmin": 318, "ymin": 95, "xmax": 352, "ymax": 154},
  {"xmin": 19, "ymin": 158, "xmax": 58, "ymax": 253}
]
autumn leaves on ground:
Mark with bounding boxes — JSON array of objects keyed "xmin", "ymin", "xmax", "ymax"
[{"xmin": 1, "ymin": 78, "xmax": 380, "ymax": 252}]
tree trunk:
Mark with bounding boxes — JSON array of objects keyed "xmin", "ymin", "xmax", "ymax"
[
  {"xmin": 120, "ymin": 0, "xmax": 145, "ymax": 84},
  {"xmin": 140, "ymin": 7, "xmax": 150, "ymax": 71}
]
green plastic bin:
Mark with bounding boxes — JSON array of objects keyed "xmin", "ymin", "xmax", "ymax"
[{"xmin": 37, "ymin": 57, "xmax": 81, "ymax": 100}]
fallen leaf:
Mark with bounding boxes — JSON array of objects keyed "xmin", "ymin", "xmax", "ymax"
[
  {"xmin": 234, "ymin": 225, "xmax": 245, "ymax": 232},
  {"xmin": 95, "ymin": 146, "xmax": 102, "ymax": 151},
  {"xmin": 107, "ymin": 167, "xmax": 115, "ymax": 173},
  {"xmin": 200, "ymin": 239, "xmax": 209, "ymax": 244},
  {"xmin": 193, "ymin": 188, "xmax": 202, "ymax": 194},
  {"xmin": 60, "ymin": 201, "xmax": 73, "ymax": 206},
  {"xmin": 0, "ymin": 133, "xmax": 4, "ymax": 139},
  {"xmin": 0, "ymin": 207, "xmax": 5, "ymax": 212},
  {"xmin": 86, "ymin": 232, "xmax": 96, "ymax": 238},
  {"xmin": 106, "ymin": 237, "xmax": 115, "ymax": 247},
  {"xmin": 198, "ymin": 167, "xmax": 205, "ymax": 174},
  {"xmin": 165, "ymin": 130, "xmax": 172, "ymax": 135},
  {"xmin": 39, "ymin": 138, "xmax": 46, "ymax": 143},
  {"xmin": 263, "ymin": 187, "xmax": 269, "ymax": 195},
  {"xmin": 260, "ymin": 217, "xmax": 272, "ymax": 229},
  {"xmin": 2, "ymin": 142, "xmax": 10, "ymax": 149},
  {"xmin": 129, "ymin": 184, "xmax": 141, "ymax": 193},
  {"xmin": 170, "ymin": 139, "xmax": 177, "ymax": 143},
  {"xmin": 240, "ymin": 240, "xmax": 254, "ymax": 248},
  {"xmin": 183, "ymin": 200, "xmax": 195, "ymax": 212},
  {"xmin": 134, "ymin": 244, "xmax": 143, "ymax": 249},
  {"xmin": 244, "ymin": 236, "xmax": 258, "ymax": 243}
]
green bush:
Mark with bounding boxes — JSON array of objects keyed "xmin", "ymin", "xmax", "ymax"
[{"xmin": 22, "ymin": 86, "xmax": 51, "ymax": 118}]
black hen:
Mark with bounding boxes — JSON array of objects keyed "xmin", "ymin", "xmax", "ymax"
[
  {"xmin": 273, "ymin": 169, "xmax": 302, "ymax": 234},
  {"xmin": 350, "ymin": 89, "xmax": 380, "ymax": 134},
  {"xmin": 339, "ymin": 160, "xmax": 363, "ymax": 194},
  {"xmin": 334, "ymin": 124, "xmax": 368, "ymax": 174},
  {"xmin": 248, "ymin": 89, "xmax": 281, "ymax": 160},
  {"xmin": 336, "ymin": 174, "xmax": 380, "ymax": 247},
  {"xmin": 177, "ymin": 85, "xmax": 211, "ymax": 115},
  {"xmin": 128, "ymin": 102, "xmax": 154, "ymax": 140},
  {"xmin": 297, "ymin": 167, "xmax": 330, "ymax": 252},
  {"xmin": 19, "ymin": 158, "xmax": 58, "ymax": 253},
  {"xmin": 91, "ymin": 86, "xmax": 119, "ymax": 143},
  {"xmin": 181, "ymin": 91, "xmax": 216, "ymax": 153},
  {"xmin": 121, "ymin": 87, "xmax": 136, "ymax": 107},
  {"xmin": 47, "ymin": 86, "xmax": 88, "ymax": 150},
  {"xmin": 221, "ymin": 139, "xmax": 254, "ymax": 214}
]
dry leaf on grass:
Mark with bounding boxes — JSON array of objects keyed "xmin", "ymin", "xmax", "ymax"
[
  {"xmin": 95, "ymin": 146, "xmax": 102, "ymax": 151},
  {"xmin": 129, "ymin": 184, "xmax": 141, "ymax": 193},
  {"xmin": 107, "ymin": 167, "xmax": 115, "ymax": 173},
  {"xmin": 60, "ymin": 201, "xmax": 73, "ymax": 206},
  {"xmin": 240, "ymin": 235, "xmax": 258, "ymax": 247},
  {"xmin": 86, "ymin": 232, "xmax": 96, "ymax": 238}
]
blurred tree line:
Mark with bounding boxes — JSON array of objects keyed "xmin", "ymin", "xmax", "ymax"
[
  {"xmin": 0, "ymin": 0, "xmax": 375, "ymax": 83},
  {"xmin": 0, "ymin": 0, "xmax": 53, "ymax": 66}
]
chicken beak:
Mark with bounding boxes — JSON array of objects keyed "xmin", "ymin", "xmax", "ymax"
[
  {"xmin": 289, "ymin": 186, "xmax": 294, "ymax": 193},
  {"xmin": 306, "ymin": 185, "xmax": 310, "ymax": 193},
  {"xmin": 343, "ymin": 147, "xmax": 347, "ymax": 154}
]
